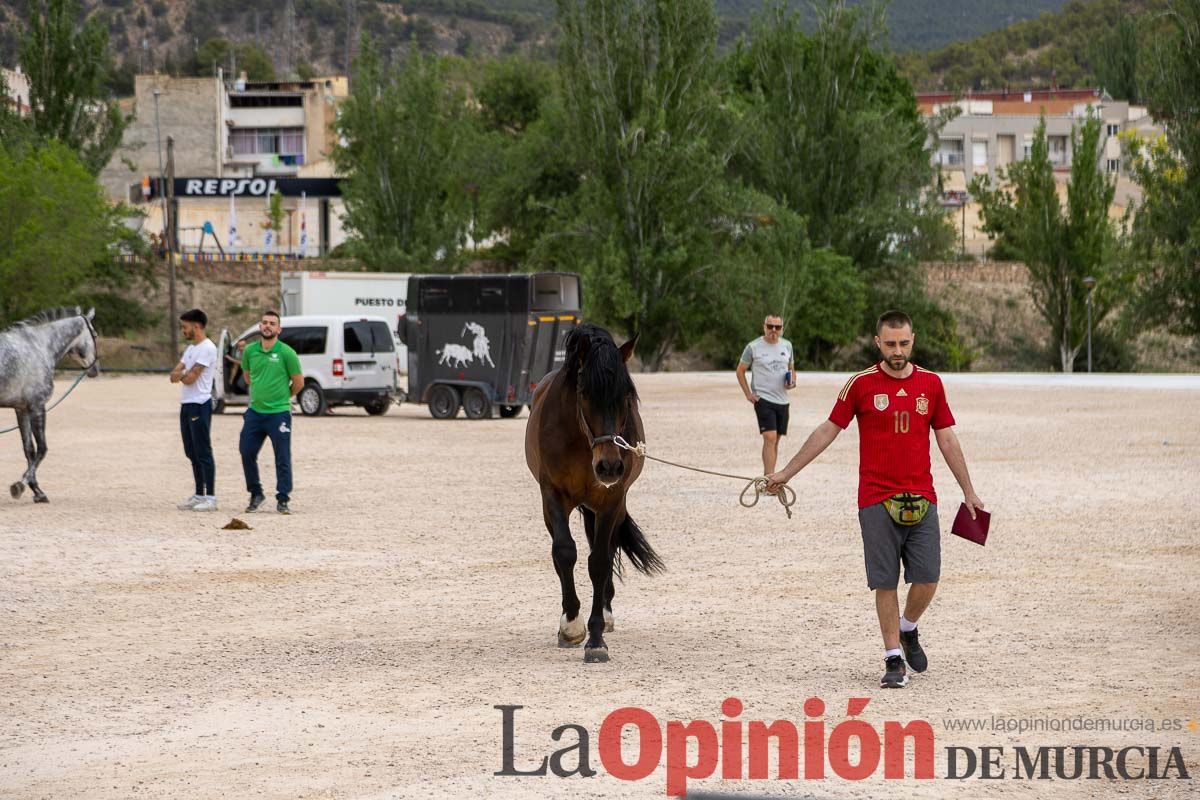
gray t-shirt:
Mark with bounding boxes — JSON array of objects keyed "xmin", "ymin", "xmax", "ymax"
[{"xmin": 740, "ymin": 336, "xmax": 794, "ymax": 405}]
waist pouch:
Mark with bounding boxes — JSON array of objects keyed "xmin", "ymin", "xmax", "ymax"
[{"xmin": 883, "ymin": 493, "xmax": 931, "ymax": 526}]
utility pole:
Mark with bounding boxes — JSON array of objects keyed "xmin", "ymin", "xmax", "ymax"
[
  {"xmin": 167, "ymin": 136, "xmax": 178, "ymax": 361},
  {"xmin": 153, "ymin": 88, "xmax": 177, "ymax": 358}
]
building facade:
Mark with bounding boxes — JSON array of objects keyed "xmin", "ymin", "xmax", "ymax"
[
  {"xmin": 101, "ymin": 72, "xmax": 352, "ymax": 257},
  {"xmin": 916, "ymin": 88, "xmax": 1161, "ymax": 255}
]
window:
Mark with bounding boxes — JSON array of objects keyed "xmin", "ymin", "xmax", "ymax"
[
  {"xmin": 937, "ymin": 138, "xmax": 964, "ymax": 167},
  {"xmin": 344, "ymin": 321, "xmax": 394, "ymax": 354},
  {"xmin": 1106, "ymin": 124, "xmax": 1120, "ymax": 138},
  {"xmin": 1107, "ymin": 158, "xmax": 1121, "ymax": 173},
  {"xmin": 230, "ymin": 127, "xmax": 305, "ymax": 158},
  {"xmin": 972, "ymin": 141, "xmax": 988, "ymax": 168},
  {"xmin": 1048, "ymin": 136, "xmax": 1068, "ymax": 165},
  {"xmin": 279, "ymin": 326, "xmax": 327, "ymax": 355}
]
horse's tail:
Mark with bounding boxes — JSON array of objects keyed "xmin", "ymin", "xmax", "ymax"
[{"xmin": 614, "ymin": 513, "xmax": 665, "ymax": 577}]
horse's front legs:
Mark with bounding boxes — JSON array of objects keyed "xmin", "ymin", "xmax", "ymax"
[
  {"xmin": 543, "ymin": 490, "xmax": 583, "ymax": 646},
  {"xmin": 27, "ymin": 408, "xmax": 49, "ymax": 502},
  {"xmin": 581, "ymin": 507, "xmax": 615, "ymax": 632},
  {"xmin": 583, "ymin": 511, "xmax": 620, "ymax": 663},
  {"xmin": 9, "ymin": 410, "xmax": 33, "ymax": 500}
]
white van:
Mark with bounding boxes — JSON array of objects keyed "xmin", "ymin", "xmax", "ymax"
[{"xmin": 214, "ymin": 315, "xmax": 400, "ymax": 416}]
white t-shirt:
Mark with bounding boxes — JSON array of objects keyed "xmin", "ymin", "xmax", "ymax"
[
  {"xmin": 740, "ymin": 336, "xmax": 794, "ymax": 405},
  {"xmin": 180, "ymin": 338, "xmax": 218, "ymax": 405}
]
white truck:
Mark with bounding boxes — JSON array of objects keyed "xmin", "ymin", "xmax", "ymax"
[{"xmin": 280, "ymin": 270, "xmax": 411, "ymax": 372}]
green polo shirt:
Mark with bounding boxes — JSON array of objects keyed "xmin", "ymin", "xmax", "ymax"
[{"xmin": 241, "ymin": 339, "xmax": 302, "ymax": 414}]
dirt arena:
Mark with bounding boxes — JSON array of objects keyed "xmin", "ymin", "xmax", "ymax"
[{"xmin": 1, "ymin": 372, "xmax": 1197, "ymax": 799}]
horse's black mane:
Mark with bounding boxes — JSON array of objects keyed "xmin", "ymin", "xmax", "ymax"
[
  {"xmin": 564, "ymin": 323, "xmax": 637, "ymax": 410},
  {"xmin": 10, "ymin": 306, "xmax": 83, "ymax": 330}
]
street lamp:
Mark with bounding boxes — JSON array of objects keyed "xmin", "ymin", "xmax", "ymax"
[
  {"xmin": 1083, "ymin": 275, "xmax": 1097, "ymax": 373},
  {"xmin": 152, "ymin": 88, "xmax": 178, "ymax": 358}
]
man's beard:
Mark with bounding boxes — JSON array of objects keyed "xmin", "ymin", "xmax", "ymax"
[
  {"xmin": 887, "ymin": 354, "xmax": 908, "ymax": 370},
  {"xmin": 262, "ymin": 331, "xmax": 278, "ymax": 341}
]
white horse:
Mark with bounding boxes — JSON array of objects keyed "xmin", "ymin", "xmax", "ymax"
[
  {"xmin": 437, "ymin": 343, "xmax": 473, "ymax": 369},
  {"xmin": 0, "ymin": 307, "xmax": 99, "ymax": 503}
]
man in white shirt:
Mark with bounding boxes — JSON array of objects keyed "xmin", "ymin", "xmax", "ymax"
[
  {"xmin": 170, "ymin": 308, "xmax": 219, "ymax": 511},
  {"xmin": 736, "ymin": 314, "xmax": 796, "ymax": 476}
]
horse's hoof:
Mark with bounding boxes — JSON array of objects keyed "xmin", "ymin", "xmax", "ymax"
[
  {"xmin": 9, "ymin": 482, "xmax": 24, "ymax": 499},
  {"xmin": 603, "ymin": 610, "xmax": 615, "ymax": 633},
  {"xmin": 558, "ymin": 613, "xmax": 585, "ymax": 647},
  {"xmin": 583, "ymin": 646, "xmax": 609, "ymax": 663},
  {"xmin": 33, "ymin": 493, "xmax": 48, "ymax": 504}
]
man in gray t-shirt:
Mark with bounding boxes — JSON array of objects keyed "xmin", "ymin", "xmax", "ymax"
[{"xmin": 736, "ymin": 314, "xmax": 796, "ymax": 476}]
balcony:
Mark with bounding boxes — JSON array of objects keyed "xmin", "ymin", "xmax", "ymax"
[{"xmin": 937, "ymin": 152, "xmax": 964, "ymax": 168}]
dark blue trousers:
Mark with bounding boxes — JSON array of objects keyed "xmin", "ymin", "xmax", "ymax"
[
  {"xmin": 239, "ymin": 409, "xmax": 293, "ymax": 502},
  {"xmin": 180, "ymin": 401, "xmax": 215, "ymax": 496}
]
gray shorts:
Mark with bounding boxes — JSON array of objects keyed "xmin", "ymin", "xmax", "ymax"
[{"xmin": 858, "ymin": 502, "xmax": 941, "ymax": 589}]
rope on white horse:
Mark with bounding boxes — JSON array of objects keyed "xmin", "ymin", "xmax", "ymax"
[
  {"xmin": 611, "ymin": 436, "xmax": 797, "ymax": 519},
  {"xmin": 0, "ymin": 370, "xmax": 89, "ymax": 435}
]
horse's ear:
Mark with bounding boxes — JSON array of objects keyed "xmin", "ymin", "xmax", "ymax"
[
  {"xmin": 85, "ymin": 307, "xmax": 95, "ymax": 321},
  {"xmin": 619, "ymin": 332, "xmax": 639, "ymax": 364}
]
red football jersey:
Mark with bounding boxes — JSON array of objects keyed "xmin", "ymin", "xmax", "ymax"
[{"xmin": 828, "ymin": 363, "xmax": 955, "ymax": 509}]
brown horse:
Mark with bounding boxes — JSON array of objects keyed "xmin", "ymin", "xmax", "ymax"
[{"xmin": 524, "ymin": 323, "xmax": 664, "ymax": 663}]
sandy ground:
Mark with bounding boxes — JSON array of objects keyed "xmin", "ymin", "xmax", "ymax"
[{"xmin": 1, "ymin": 372, "xmax": 1198, "ymax": 799}]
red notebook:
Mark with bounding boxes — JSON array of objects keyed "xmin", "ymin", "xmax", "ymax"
[{"xmin": 951, "ymin": 504, "xmax": 991, "ymax": 545}]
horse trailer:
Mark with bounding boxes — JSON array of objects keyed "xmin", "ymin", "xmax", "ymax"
[{"xmin": 400, "ymin": 272, "xmax": 581, "ymax": 419}]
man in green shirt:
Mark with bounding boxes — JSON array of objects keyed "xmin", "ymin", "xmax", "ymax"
[{"xmin": 239, "ymin": 310, "xmax": 304, "ymax": 514}]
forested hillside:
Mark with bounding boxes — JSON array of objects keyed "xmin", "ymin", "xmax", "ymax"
[{"xmin": 0, "ymin": 0, "xmax": 1074, "ymax": 82}]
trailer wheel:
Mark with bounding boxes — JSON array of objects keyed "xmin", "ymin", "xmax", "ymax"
[
  {"xmin": 462, "ymin": 387, "xmax": 492, "ymax": 420},
  {"xmin": 498, "ymin": 404, "xmax": 523, "ymax": 418},
  {"xmin": 429, "ymin": 385, "xmax": 461, "ymax": 419}
]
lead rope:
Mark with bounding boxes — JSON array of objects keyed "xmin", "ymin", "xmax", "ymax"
[
  {"xmin": 0, "ymin": 370, "xmax": 89, "ymax": 435},
  {"xmin": 611, "ymin": 435, "xmax": 797, "ymax": 519}
]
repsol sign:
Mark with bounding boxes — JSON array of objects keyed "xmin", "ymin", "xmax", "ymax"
[{"xmin": 165, "ymin": 177, "xmax": 342, "ymax": 198}]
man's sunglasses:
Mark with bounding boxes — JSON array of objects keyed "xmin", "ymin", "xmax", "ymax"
[{"xmin": 765, "ymin": 324, "xmax": 783, "ymax": 331}]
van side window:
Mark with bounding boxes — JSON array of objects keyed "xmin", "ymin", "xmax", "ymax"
[{"xmin": 279, "ymin": 326, "xmax": 328, "ymax": 355}]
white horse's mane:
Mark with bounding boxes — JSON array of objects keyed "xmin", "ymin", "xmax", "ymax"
[{"xmin": 8, "ymin": 306, "xmax": 83, "ymax": 331}]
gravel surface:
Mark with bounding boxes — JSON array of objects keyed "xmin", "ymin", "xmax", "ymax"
[{"xmin": 1, "ymin": 372, "xmax": 1197, "ymax": 799}]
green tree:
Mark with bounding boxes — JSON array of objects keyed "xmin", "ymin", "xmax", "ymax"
[
  {"xmin": 18, "ymin": 0, "xmax": 128, "ymax": 175},
  {"xmin": 1126, "ymin": 0, "xmax": 1200, "ymax": 335},
  {"xmin": 333, "ymin": 37, "xmax": 471, "ymax": 269},
  {"xmin": 547, "ymin": 0, "xmax": 744, "ymax": 369},
  {"xmin": 192, "ymin": 38, "xmax": 277, "ymax": 81},
  {"xmin": 732, "ymin": 1, "xmax": 948, "ymax": 272},
  {"xmin": 0, "ymin": 140, "xmax": 125, "ymax": 324},
  {"xmin": 1090, "ymin": 16, "xmax": 1140, "ymax": 101},
  {"xmin": 972, "ymin": 115, "xmax": 1127, "ymax": 371}
]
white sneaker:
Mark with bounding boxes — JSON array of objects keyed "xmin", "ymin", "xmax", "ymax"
[
  {"xmin": 177, "ymin": 494, "xmax": 202, "ymax": 510},
  {"xmin": 192, "ymin": 497, "xmax": 219, "ymax": 512}
]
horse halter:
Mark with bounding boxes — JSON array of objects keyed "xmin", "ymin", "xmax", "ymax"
[
  {"xmin": 574, "ymin": 364, "xmax": 624, "ymax": 449},
  {"xmin": 77, "ymin": 315, "xmax": 100, "ymax": 370},
  {"xmin": 576, "ymin": 397, "xmax": 621, "ymax": 449}
]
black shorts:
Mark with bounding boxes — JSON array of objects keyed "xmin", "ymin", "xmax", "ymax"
[{"xmin": 754, "ymin": 399, "xmax": 789, "ymax": 435}]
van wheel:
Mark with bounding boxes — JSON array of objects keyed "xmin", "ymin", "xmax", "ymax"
[
  {"xmin": 364, "ymin": 398, "xmax": 392, "ymax": 416},
  {"xmin": 462, "ymin": 388, "xmax": 492, "ymax": 420},
  {"xmin": 498, "ymin": 404, "xmax": 523, "ymax": 418},
  {"xmin": 428, "ymin": 385, "xmax": 461, "ymax": 419},
  {"xmin": 298, "ymin": 381, "xmax": 327, "ymax": 416}
]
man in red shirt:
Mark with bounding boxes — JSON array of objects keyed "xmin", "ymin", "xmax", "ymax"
[{"xmin": 767, "ymin": 310, "xmax": 984, "ymax": 689}]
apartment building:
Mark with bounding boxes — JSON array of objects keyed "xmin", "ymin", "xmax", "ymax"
[
  {"xmin": 917, "ymin": 88, "xmax": 1156, "ymax": 190},
  {"xmin": 101, "ymin": 72, "xmax": 352, "ymax": 257},
  {"xmin": 917, "ymin": 88, "xmax": 1160, "ymax": 254}
]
